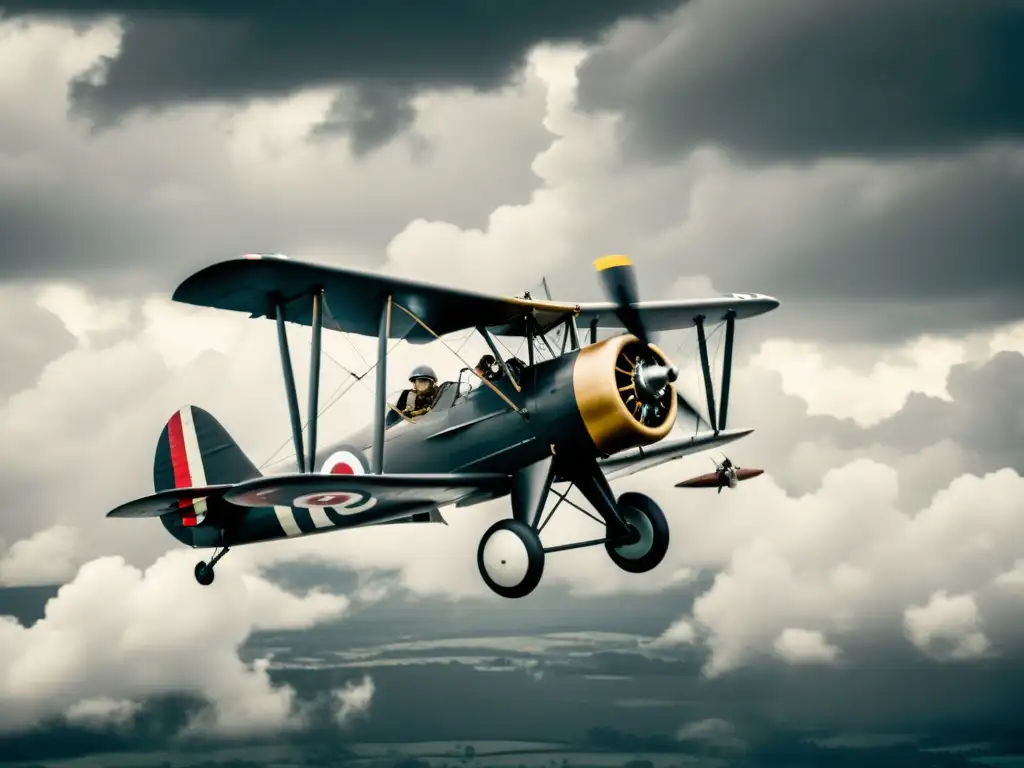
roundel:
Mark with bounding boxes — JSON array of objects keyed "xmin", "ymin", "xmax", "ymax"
[
  {"xmin": 319, "ymin": 449, "xmax": 368, "ymax": 477},
  {"xmin": 291, "ymin": 448, "xmax": 375, "ymax": 512}
]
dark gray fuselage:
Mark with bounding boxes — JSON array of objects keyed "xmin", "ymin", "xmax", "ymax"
[{"xmin": 168, "ymin": 351, "xmax": 593, "ymax": 550}]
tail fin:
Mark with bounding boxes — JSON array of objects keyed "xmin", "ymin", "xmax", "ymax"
[{"xmin": 153, "ymin": 405, "xmax": 261, "ymax": 526}]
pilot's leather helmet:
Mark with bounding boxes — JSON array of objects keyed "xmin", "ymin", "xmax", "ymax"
[{"xmin": 409, "ymin": 365, "xmax": 438, "ymax": 384}]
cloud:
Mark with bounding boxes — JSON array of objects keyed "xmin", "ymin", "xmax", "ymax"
[
  {"xmin": 647, "ymin": 461, "xmax": 1024, "ymax": 675},
  {"xmin": 993, "ymin": 558, "xmax": 1024, "ymax": 589},
  {"xmin": 0, "ymin": 287, "xmax": 76, "ymax": 399},
  {"xmin": 1, "ymin": 9, "xmax": 1023, "ymax": 746},
  {"xmin": 0, "ymin": 549, "xmax": 351, "ymax": 736},
  {"xmin": 2, "ymin": 0, "xmax": 679, "ymax": 151},
  {"xmin": 865, "ymin": 349, "xmax": 1024, "ymax": 471},
  {"xmin": 64, "ymin": 697, "xmax": 141, "ymax": 729},
  {"xmin": 576, "ymin": 0, "xmax": 1024, "ymax": 163},
  {"xmin": 0, "ymin": 16, "xmax": 553, "ymax": 290},
  {"xmin": 772, "ymin": 628, "xmax": 841, "ymax": 665},
  {"xmin": 903, "ymin": 590, "xmax": 991, "ymax": 662},
  {"xmin": 332, "ymin": 675, "xmax": 374, "ymax": 727},
  {"xmin": 676, "ymin": 717, "xmax": 746, "ymax": 751},
  {"xmin": 731, "ymin": 338, "xmax": 1024, "ymax": 509},
  {"xmin": 4, "ymin": 16, "xmax": 1022, "ymax": 345},
  {"xmin": 379, "ymin": 52, "xmax": 1024, "ymax": 342},
  {"xmin": 0, "ymin": 526, "xmax": 83, "ymax": 587},
  {"xmin": 750, "ymin": 335, "xmax": 967, "ymax": 428}
]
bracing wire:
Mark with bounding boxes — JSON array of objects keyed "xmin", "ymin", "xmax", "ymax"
[
  {"xmin": 258, "ymin": 335, "xmax": 405, "ymax": 470},
  {"xmin": 259, "ymin": 294, "xmax": 527, "ymax": 470}
]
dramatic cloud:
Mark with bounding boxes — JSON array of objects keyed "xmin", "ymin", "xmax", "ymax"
[
  {"xmin": 2, "ymin": 4, "xmax": 1023, "ymax": 756},
  {"xmin": 736, "ymin": 333, "xmax": 1024, "ymax": 508},
  {"xmin": 772, "ymin": 628, "xmax": 841, "ymax": 665},
  {"xmin": 0, "ymin": 549, "xmax": 354, "ymax": 735},
  {"xmin": 750, "ymin": 336, "xmax": 969, "ymax": 428},
  {"xmin": 1, "ymin": 0, "xmax": 679, "ymax": 152},
  {"xmin": 64, "ymin": 697, "xmax": 140, "ymax": 729},
  {"xmin": 332, "ymin": 675, "xmax": 374, "ymax": 727},
  {"xmin": 904, "ymin": 590, "xmax": 991, "ymax": 662},
  {"xmin": 0, "ymin": 525, "xmax": 82, "ymax": 587},
  {"xmin": 577, "ymin": 0, "xmax": 1024, "ymax": 163},
  {"xmin": 379, "ymin": 64, "xmax": 1024, "ymax": 342},
  {"xmin": 0, "ymin": 17, "xmax": 553, "ymax": 290},
  {"xmin": 649, "ymin": 461, "xmax": 1024, "ymax": 676},
  {"xmin": 3, "ymin": 17, "xmax": 1022, "ymax": 343},
  {"xmin": 0, "ymin": 288, "xmax": 75, "ymax": 399}
]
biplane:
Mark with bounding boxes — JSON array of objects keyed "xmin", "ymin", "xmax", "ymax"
[
  {"xmin": 107, "ymin": 253, "xmax": 779, "ymax": 598},
  {"xmin": 675, "ymin": 456, "xmax": 764, "ymax": 494}
]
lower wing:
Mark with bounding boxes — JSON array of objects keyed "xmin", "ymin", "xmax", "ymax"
[{"xmin": 598, "ymin": 428, "xmax": 753, "ymax": 482}]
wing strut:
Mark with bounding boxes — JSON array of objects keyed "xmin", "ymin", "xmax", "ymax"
[
  {"xmin": 693, "ymin": 311, "xmax": 737, "ymax": 433},
  {"xmin": 695, "ymin": 316, "xmax": 718, "ymax": 434},
  {"xmin": 275, "ymin": 299, "xmax": 307, "ymax": 473},
  {"xmin": 372, "ymin": 295, "xmax": 392, "ymax": 474},
  {"xmin": 566, "ymin": 315, "xmax": 581, "ymax": 351},
  {"xmin": 719, "ymin": 312, "xmax": 735, "ymax": 430},
  {"xmin": 307, "ymin": 289, "xmax": 324, "ymax": 472}
]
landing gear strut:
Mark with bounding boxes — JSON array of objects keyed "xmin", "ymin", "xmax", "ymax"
[
  {"xmin": 194, "ymin": 546, "xmax": 230, "ymax": 586},
  {"xmin": 476, "ymin": 457, "xmax": 671, "ymax": 598}
]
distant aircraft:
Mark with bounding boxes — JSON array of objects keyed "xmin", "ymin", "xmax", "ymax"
[
  {"xmin": 107, "ymin": 253, "xmax": 779, "ymax": 598},
  {"xmin": 675, "ymin": 456, "xmax": 764, "ymax": 494}
]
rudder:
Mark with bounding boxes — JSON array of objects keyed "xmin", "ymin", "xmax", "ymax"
[{"xmin": 154, "ymin": 405, "xmax": 262, "ymax": 527}]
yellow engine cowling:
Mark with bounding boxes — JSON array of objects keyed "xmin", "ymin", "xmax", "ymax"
[{"xmin": 571, "ymin": 334, "xmax": 678, "ymax": 456}]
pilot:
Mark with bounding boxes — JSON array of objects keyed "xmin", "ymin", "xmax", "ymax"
[
  {"xmin": 403, "ymin": 365, "xmax": 439, "ymax": 417},
  {"xmin": 718, "ymin": 457, "xmax": 738, "ymax": 490},
  {"xmin": 473, "ymin": 354, "xmax": 496, "ymax": 381}
]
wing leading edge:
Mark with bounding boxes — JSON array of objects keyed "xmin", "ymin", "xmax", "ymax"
[
  {"xmin": 172, "ymin": 256, "xmax": 779, "ymax": 343},
  {"xmin": 172, "ymin": 255, "xmax": 578, "ymax": 344}
]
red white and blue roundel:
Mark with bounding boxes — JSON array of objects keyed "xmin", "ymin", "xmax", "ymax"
[{"xmin": 291, "ymin": 449, "xmax": 376, "ymax": 514}]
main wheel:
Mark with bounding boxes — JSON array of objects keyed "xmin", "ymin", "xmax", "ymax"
[
  {"xmin": 194, "ymin": 561, "xmax": 215, "ymax": 586},
  {"xmin": 477, "ymin": 519, "xmax": 545, "ymax": 599},
  {"xmin": 605, "ymin": 492, "xmax": 669, "ymax": 574}
]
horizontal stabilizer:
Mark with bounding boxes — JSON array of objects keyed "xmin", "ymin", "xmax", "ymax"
[
  {"xmin": 106, "ymin": 485, "xmax": 233, "ymax": 518},
  {"xmin": 676, "ymin": 467, "xmax": 764, "ymax": 488},
  {"xmin": 223, "ymin": 472, "xmax": 510, "ymax": 509}
]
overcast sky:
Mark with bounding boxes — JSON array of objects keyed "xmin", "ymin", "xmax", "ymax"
[{"xmin": 1, "ymin": 1, "xmax": 1022, "ymax": 765}]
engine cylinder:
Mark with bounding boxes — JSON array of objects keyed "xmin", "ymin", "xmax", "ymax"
[{"xmin": 571, "ymin": 335, "xmax": 677, "ymax": 455}]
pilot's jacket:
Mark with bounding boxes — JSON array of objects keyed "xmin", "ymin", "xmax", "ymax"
[{"xmin": 404, "ymin": 385, "xmax": 438, "ymax": 415}]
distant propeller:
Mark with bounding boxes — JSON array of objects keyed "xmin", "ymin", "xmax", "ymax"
[{"xmin": 593, "ymin": 255, "xmax": 711, "ymax": 432}]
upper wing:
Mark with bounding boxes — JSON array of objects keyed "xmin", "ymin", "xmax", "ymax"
[
  {"xmin": 575, "ymin": 294, "xmax": 780, "ymax": 333},
  {"xmin": 599, "ymin": 428, "xmax": 753, "ymax": 482},
  {"xmin": 172, "ymin": 255, "xmax": 578, "ymax": 344},
  {"xmin": 172, "ymin": 256, "xmax": 778, "ymax": 343}
]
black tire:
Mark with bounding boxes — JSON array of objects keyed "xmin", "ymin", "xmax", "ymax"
[
  {"xmin": 605, "ymin": 492, "xmax": 669, "ymax": 574},
  {"xmin": 194, "ymin": 561, "xmax": 215, "ymax": 586},
  {"xmin": 477, "ymin": 519, "xmax": 545, "ymax": 599}
]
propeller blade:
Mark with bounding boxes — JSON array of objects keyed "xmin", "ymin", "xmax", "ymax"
[
  {"xmin": 594, "ymin": 255, "xmax": 709, "ymax": 433},
  {"xmin": 594, "ymin": 254, "xmax": 650, "ymax": 346}
]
